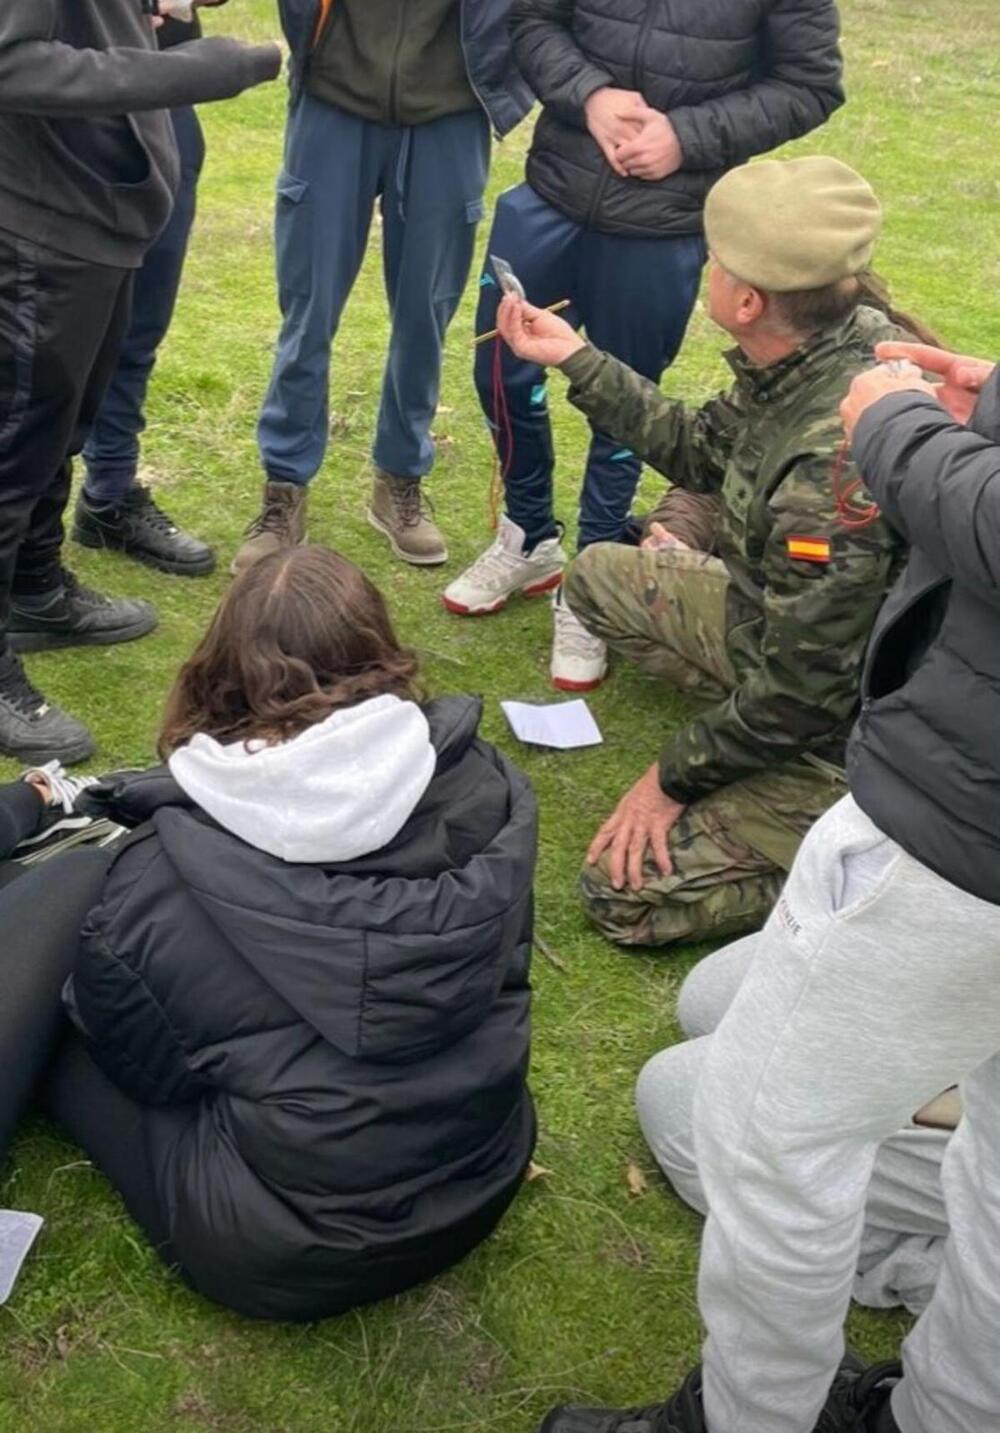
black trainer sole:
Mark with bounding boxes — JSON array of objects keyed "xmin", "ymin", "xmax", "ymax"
[
  {"xmin": 73, "ymin": 524, "xmax": 217, "ymax": 577},
  {"xmin": 1, "ymin": 733, "xmax": 96, "ymax": 766},
  {"xmin": 7, "ymin": 611, "xmax": 159, "ymax": 654}
]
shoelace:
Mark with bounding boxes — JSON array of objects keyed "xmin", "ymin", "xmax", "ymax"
[
  {"xmin": 45, "ymin": 568, "xmax": 117, "ymax": 611},
  {"xmin": 554, "ymin": 599, "xmax": 606, "ymax": 661},
  {"xmin": 245, "ymin": 489, "xmax": 299, "ymax": 539},
  {"xmin": 0, "ymin": 656, "xmax": 47, "ymax": 717},
  {"xmin": 128, "ymin": 488, "xmax": 178, "ymax": 535},
  {"xmin": 822, "ymin": 1360, "xmax": 901, "ymax": 1426},
  {"xmin": 388, "ymin": 480, "xmax": 433, "ymax": 530},
  {"xmin": 464, "ymin": 535, "xmax": 534, "ymax": 586},
  {"xmin": 27, "ymin": 761, "xmax": 100, "ymax": 815}
]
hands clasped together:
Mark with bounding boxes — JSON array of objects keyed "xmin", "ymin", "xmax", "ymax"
[{"xmin": 583, "ymin": 87, "xmax": 683, "ymax": 182}]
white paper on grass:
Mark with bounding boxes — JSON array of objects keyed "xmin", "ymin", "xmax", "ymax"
[
  {"xmin": 501, "ymin": 699, "xmax": 603, "ymax": 750},
  {"xmin": 0, "ymin": 1210, "xmax": 43, "ymax": 1304}
]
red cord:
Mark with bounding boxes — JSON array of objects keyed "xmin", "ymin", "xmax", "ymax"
[
  {"xmin": 489, "ymin": 335, "xmax": 514, "ymax": 531},
  {"xmin": 832, "ymin": 438, "xmax": 881, "ymax": 530}
]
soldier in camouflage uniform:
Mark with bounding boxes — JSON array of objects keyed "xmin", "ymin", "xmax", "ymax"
[{"xmin": 495, "ymin": 156, "xmax": 907, "ymax": 949}]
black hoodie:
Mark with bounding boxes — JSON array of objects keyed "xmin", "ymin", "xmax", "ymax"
[
  {"xmin": 0, "ymin": 0, "xmax": 278, "ymax": 268},
  {"xmin": 64, "ymin": 697, "xmax": 537, "ymax": 1321}
]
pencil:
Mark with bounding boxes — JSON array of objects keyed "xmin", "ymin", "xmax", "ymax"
[{"xmin": 474, "ymin": 298, "xmax": 572, "ymax": 346}]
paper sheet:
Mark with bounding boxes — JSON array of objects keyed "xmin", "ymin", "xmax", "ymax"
[
  {"xmin": 501, "ymin": 699, "xmax": 603, "ymax": 750},
  {"xmin": 0, "ymin": 1211, "xmax": 43, "ymax": 1305}
]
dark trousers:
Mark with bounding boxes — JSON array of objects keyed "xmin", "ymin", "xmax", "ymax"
[
  {"xmin": 83, "ymin": 108, "xmax": 205, "ymax": 503},
  {"xmin": 0, "ymin": 230, "xmax": 133, "ymax": 654},
  {"xmin": 473, "ymin": 183, "xmax": 706, "ymax": 552},
  {"xmin": 0, "ymin": 801, "xmax": 171, "ymax": 1254},
  {"xmin": 258, "ymin": 98, "xmax": 490, "ymax": 484}
]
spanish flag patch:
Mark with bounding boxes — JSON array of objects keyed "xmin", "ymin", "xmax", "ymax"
[{"xmin": 786, "ymin": 535, "xmax": 831, "ymax": 564}]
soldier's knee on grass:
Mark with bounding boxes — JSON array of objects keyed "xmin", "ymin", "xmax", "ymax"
[{"xmin": 579, "ymin": 860, "xmax": 690, "ymax": 949}]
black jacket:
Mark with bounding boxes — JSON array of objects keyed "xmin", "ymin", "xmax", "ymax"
[
  {"xmin": 512, "ymin": 0, "xmax": 844, "ymax": 238},
  {"xmin": 0, "ymin": 0, "xmax": 277, "ymax": 268},
  {"xmin": 848, "ymin": 368, "xmax": 1000, "ymax": 905},
  {"xmin": 64, "ymin": 698, "xmax": 537, "ymax": 1321}
]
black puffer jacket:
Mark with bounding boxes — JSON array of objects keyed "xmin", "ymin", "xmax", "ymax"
[
  {"xmin": 512, "ymin": 0, "xmax": 844, "ymax": 238},
  {"xmin": 65, "ymin": 698, "xmax": 537, "ymax": 1321},
  {"xmin": 848, "ymin": 367, "xmax": 1000, "ymax": 904}
]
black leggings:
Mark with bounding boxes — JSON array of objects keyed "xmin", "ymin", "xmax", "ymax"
[{"xmin": 0, "ymin": 826, "xmax": 173, "ymax": 1256}]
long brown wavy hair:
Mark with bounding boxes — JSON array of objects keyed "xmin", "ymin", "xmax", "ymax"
[{"xmin": 158, "ymin": 545, "xmax": 422, "ymax": 756}]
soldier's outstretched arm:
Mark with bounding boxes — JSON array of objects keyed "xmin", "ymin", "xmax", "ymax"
[
  {"xmin": 559, "ymin": 345, "xmax": 742, "ymax": 493},
  {"xmin": 657, "ymin": 444, "xmax": 898, "ymax": 805}
]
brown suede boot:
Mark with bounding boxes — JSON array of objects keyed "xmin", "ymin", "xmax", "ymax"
[
  {"xmin": 230, "ymin": 481, "xmax": 308, "ymax": 575},
  {"xmin": 367, "ymin": 470, "xmax": 447, "ymax": 566}
]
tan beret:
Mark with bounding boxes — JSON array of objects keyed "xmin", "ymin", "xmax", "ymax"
[{"xmin": 704, "ymin": 156, "xmax": 882, "ymax": 293}]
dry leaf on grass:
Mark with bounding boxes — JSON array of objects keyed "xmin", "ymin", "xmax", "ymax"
[
  {"xmin": 626, "ymin": 1162, "xmax": 649, "ymax": 1197},
  {"xmin": 526, "ymin": 1161, "xmax": 553, "ymax": 1183}
]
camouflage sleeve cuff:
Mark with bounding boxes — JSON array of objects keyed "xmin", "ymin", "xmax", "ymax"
[
  {"xmin": 558, "ymin": 344, "xmax": 606, "ymax": 390},
  {"xmin": 657, "ymin": 760, "xmax": 714, "ymax": 807}
]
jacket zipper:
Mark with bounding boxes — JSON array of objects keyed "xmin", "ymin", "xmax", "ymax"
[
  {"xmin": 459, "ymin": 0, "xmax": 498, "ymax": 138},
  {"xmin": 632, "ymin": 1, "xmax": 657, "ymax": 91},
  {"xmin": 388, "ymin": 1, "xmax": 408, "ymax": 126},
  {"xmin": 586, "ymin": 0, "xmax": 655, "ymax": 227}
]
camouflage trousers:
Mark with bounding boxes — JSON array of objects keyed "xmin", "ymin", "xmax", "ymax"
[{"xmin": 565, "ymin": 542, "xmax": 847, "ymax": 949}]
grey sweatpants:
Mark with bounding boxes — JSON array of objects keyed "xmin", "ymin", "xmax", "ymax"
[
  {"xmin": 638, "ymin": 936, "xmax": 951, "ymax": 1317},
  {"xmin": 637, "ymin": 796, "xmax": 1000, "ymax": 1433}
]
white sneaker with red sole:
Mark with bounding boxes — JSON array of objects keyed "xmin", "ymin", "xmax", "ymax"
[
  {"xmin": 550, "ymin": 588, "xmax": 608, "ymax": 691},
  {"xmin": 442, "ymin": 516, "xmax": 566, "ymax": 616}
]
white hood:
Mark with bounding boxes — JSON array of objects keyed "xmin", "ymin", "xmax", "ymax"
[{"xmin": 168, "ymin": 694, "xmax": 436, "ymax": 864}]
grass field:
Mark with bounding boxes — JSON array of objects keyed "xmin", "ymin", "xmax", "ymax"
[{"xmin": 1, "ymin": 3, "xmax": 998, "ymax": 1429}]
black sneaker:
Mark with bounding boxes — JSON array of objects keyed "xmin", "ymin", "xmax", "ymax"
[
  {"xmin": 0, "ymin": 653, "xmax": 95, "ymax": 765},
  {"xmin": 8, "ymin": 570, "xmax": 158, "ymax": 652},
  {"xmin": 74, "ymin": 486, "xmax": 216, "ymax": 577},
  {"xmin": 818, "ymin": 1360, "xmax": 901, "ymax": 1433},
  {"xmin": 12, "ymin": 760, "xmax": 124, "ymax": 864},
  {"xmin": 539, "ymin": 1366, "xmax": 706, "ymax": 1433}
]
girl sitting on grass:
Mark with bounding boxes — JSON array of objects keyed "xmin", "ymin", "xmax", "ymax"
[{"xmin": 0, "ymin": 545, "xmax": 537, "ymax": 1320}]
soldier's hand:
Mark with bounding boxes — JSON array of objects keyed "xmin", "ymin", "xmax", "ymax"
[
  {"xmin": 587, "ymin": 763, "xmax": 686, "ymax": 892},
  {"xmin": 840, "ymin": 363, "xmax": 935, "ymax": 441},
  {"xmin": 497, "ymin": 296, "xmax": 584, "ymax": 368},
  {"xmin": 875, "ymin": 342, "xmax": 996, "ymax": 426},
  {"xmin": 641, "ymin": 522, "xmax": 690, "ymax": 552}
]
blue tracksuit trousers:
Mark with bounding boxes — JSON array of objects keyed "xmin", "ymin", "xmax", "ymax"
[
  {"xmin": 258, "ymin": 97, "xmax": 490, "ymax": 485},
  {"xmin": 82, "ymin": 106, "xmax": 205, "ymax": 502},
  {"xmin": 474, "ymin": 183, "xmax": 705, "ymax": 552}
]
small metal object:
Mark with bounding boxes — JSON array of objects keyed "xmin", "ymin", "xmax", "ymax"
[
  {"xmin": 490, "ymin": 255, "xmax": 526, "ymax": 300},
  {"xmin": 882, "ymin": 358, "xmax": 909, "ymax": 376}
]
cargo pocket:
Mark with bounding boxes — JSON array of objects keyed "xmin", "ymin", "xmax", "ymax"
[
  {"xmin": 432, "ymin": 197, "xmax": 487, "ymax": 309},
  {"xmin": 274, "ymin": 171, "xmax": 313, "ymax": 301}
]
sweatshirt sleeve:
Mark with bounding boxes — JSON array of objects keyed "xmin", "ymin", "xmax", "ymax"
[
  {"xmin": 668, "ymin": 0, "xmax": 844, "ymax": 171},
  {"xmin": 0, "ymin": 1, "xmax": 280, "ymax": 117},
  {"xmin": 851, "ymin": 374, "xmax": 1000, "ymax": 603}
]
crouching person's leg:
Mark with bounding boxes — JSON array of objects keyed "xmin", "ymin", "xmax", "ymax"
[
  {"xmin": 582, "ymin": 755, "xmax": 847, "ymax": 949},
  {"xmin": 563, "ymin": 541, "xmax": 734, "ymax": 697}
]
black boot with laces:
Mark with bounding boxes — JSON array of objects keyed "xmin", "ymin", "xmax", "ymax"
[
  {"xmin": 0, "ymin": 650, "xmax": 94, "ymax": 764},
  {"xmin": 73, "ymin": 485, "xmax": 216, "ymax": 576},
  {"xmin": 8, "ymin": 569, "xmax": 158, "ymax": 652},
  {"xmin": 816, "ymin": 1359, "xmax": 902, "ymax": 1433}
]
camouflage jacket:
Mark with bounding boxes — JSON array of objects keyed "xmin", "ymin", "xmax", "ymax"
[{"xmin": 561, "ymin": 307, "xmax": 906, "ymax": 803}]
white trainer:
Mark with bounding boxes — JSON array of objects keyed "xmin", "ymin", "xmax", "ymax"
[
  {"xmin": 442, "ymin": 515, "xmax": 566, "ymax": 616},
  {"xmin": 550, "ymin": 588, "xmax": 608, "ymax": 692}
]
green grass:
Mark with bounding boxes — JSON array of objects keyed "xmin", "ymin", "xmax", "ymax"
[{"xmin": 2, "ymin": 2, "xmax": 998, "ymax": 1428}]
